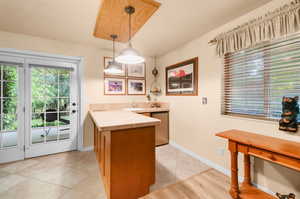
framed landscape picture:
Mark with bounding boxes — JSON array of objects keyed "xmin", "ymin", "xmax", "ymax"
[
  {"xmin": 127, "ymin": 63, "xmax": 145, "ymax": 78},
  {"xmin": 127, "ymin": 79, "xmax": 146, "ymax": 95},
  {"xmin": 104, "ymin": 77, "xmax": 126, "ymax": 95},
  {"xmin": 104, "ymin": 57, "xmax": 126, "ymax": 76},
  {"xmin": 165, "ymin": 57, "xmax": 198, "ymax": 96}
]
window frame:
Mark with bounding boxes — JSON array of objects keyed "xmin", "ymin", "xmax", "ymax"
[{"xmin": 221, "ymin": 34, "xmax": 300, "ymax": 124}]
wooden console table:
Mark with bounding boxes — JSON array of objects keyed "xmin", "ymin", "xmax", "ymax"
[{"xmin": 216, "ymin": 130, "xmax": 300, "ymax": 199}]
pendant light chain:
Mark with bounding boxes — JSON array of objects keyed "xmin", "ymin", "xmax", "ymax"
[
  {"xmin": 113, "ymin": 36, "xmax": 115, "ymax": 60},
  {"xmin": 129, "ymin": 10, "xmax": 132, "ymax": 44},
  {"xmin": 110, "ymin": 34, "xmax": 117, "ymax": 61}
]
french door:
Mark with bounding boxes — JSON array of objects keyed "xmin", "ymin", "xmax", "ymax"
[
  {"xmin": 25, "ymin": 59, "xmax": 78, "ymax": 158},
  {"xmin": 0, "ymin": 57, "xmax": 25, "ymax": 163},
  {"xmin": 0, "ymin": 53, "xmax": 79, "ymax": 163}
]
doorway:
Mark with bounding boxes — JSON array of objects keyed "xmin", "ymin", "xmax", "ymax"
[{"xmin": 0, "ymin": 51, "xmax": 81, "ymax": 163}]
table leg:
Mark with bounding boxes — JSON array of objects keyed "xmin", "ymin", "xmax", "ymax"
[
  {"xmin": 242, "ymin": 154, "xmax": 251, "ymax": 187},
  {"xmin": 230, "ymin": 151, "xmax": 239, "ymax": 199}
]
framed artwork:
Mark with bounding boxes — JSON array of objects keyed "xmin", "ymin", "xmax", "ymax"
[
  {"xmin": 165, "ymin": 57, "xmax": 198, "ymax": 96},
  {"xmin": 127, "ymin": 63, "xmax": 145, "ymax": 78},
  {"xmin": 104, "ymin": 77, "xmax": 126, "ymax": 95},
  {"xmin": 127, "ymin": 79, "xmax": 146, "ymax": 95},
  {"xmin": 104, "ymin": 57, "xmax": 126, "ymax": 76}
]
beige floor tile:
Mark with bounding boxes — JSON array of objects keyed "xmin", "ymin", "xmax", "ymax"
[
  {"xmin": 20, "ymin": 164, "xmax": 73, "ymax": 181},
  {"xmin": 42, "ymin": 168, "xmax": 89, "ymax": 188},
  {"xmin": 59, "ymin": 190, "xmax": 106, "ymax": 199},
  {"xmin": 176, "ymin": 152, "xmax": 210, "ymax": 180},
  {"xmin": 156, "ymin": 145, "xmax": 178, "ymax": 163},
  {"xmin": 0, "ymin": 159, "xmax": 39, "ymax": 174},
  {"xmin": 33, "ymin": 151, "xmax": 81, "ymax": 166},
  {"xmin": 155, "ymin": 164, "xmax": 177, "ymax": 184},
  {"xmin": 0, "ymin": 178, "xmax": 68, "ymax": 199},
  {"xmin": 0, "ymin": 174, "xmax": 27, "ymax": 193},
  {"xmin": 152, "ymin": 145, "xmax": 211, "ymax": 191},
  {"xmin": 0, "ymin": 170, "xmax": 10, "ymax": 179},
  {"xmin": 72, "ymin": 175, "xmax": 105, "ymax": 196},
  {"xmin": 155, "ymin": 145, "xmax": 178, "ymax": 176}
]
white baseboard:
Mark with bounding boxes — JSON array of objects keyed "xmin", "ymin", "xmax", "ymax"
[
  {"xmin": 80, "ymin": 146, "xmax": 94, "ymax": 152},
  {"xmin": 169, "ymin": 141, "xmax": 275, "ymax": 196}
]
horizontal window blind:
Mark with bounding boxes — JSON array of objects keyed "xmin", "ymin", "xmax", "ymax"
[{"xmin": 223, "ymin": 34, "xmax": 300, "ymax": 122}]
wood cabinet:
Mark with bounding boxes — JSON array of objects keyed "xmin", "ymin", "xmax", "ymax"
[
  {"xmin": 151, "ymin": 112, "xmax": 169, "ymax": 146},
  {"xmin": 94, "ymin": 124, "xmax": 155, "ymax": 199}
]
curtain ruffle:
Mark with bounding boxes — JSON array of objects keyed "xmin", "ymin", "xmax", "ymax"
[{"xmin": 214, "ymin": 0, "xmax": 300, "ymax": 56}]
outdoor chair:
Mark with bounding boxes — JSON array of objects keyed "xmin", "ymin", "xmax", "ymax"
[{"xmin": 40, "ymin": 109, "xmax": 70, "ymax": 137}]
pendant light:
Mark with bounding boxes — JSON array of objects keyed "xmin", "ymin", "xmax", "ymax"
[
  {"xmin": 115, "ymin": 6, "xmax": 145, "ymax": 64},
  {"xmin": 104, "ymin": 34, "xmax": 123, "ymax": 74}
]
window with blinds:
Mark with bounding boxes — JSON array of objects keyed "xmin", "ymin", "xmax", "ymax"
[{"xmin": 223, "ymin": 34, "xmax": 300, "ymax": 122}]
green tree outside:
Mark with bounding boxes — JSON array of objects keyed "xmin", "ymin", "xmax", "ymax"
[{"xmin": 1, "ymin": 65, "xmax": 70, "ymax": 132}]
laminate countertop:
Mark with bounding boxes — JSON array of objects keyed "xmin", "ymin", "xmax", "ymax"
[{"xmin": 89, "ymin": 110, "xmax": 161, "ymax": 132}]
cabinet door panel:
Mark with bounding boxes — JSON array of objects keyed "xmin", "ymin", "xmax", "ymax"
[
  {"xmin": 151, "ymin": 112, "xmax": 169, "ymax": 146},
  {"xmin": 104, "ymin": 132, "xmax": 111, "ymax": 197},
  {"xmin": 100, "ymin": 132, "xmax": 106, "ymax": 176}
]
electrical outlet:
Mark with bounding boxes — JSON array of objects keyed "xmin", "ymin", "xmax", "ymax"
[
  {"xmin": 217, "ymin": 148, "xmax": 225, "ymax": 156},
  {"xmin": 202, "ymin": 97, "xmax": 208, "ymax": 105}
]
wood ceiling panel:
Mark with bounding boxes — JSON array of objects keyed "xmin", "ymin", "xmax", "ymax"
[{"xmin": 94, "ymin": 0, "xmax": 161, "ymax": 42}]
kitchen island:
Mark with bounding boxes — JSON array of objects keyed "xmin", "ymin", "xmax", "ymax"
[{"xmin": 89, "ymin": 110, "xmax": 160, "ymax": 199}]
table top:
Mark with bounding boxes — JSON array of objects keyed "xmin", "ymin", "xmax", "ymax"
[{"xmin": 216, "ymin": 129, "xmax": 300, "ymax": 160}]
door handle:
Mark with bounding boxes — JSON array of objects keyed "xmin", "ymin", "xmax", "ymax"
[{"xmin": 72, "ymin": 110, "xmax": 76, "ymax": 114}]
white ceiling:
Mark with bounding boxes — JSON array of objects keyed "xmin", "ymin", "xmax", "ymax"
[{"xmin": 0, "ymin": 0, "xmax": 272, "ymax": 56}]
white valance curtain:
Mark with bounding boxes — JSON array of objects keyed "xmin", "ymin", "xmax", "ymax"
[{"xmin": 212, "ymin": 0, "xmax": 300, "ymax": 57}]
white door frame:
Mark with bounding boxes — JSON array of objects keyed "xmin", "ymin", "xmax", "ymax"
[
  {"xmin": 0, "ymin": 55, "xmax": 25, "ymax": 163},
  {"xmin": 0, "ymin": 49, "xmax": 84, "ymax": 162}
]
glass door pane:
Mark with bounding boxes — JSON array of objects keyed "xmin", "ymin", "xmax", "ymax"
[
  {"xmin": 0, "ymin": 64, "xmax": 18, "ymax": 149},
  {"xmin": 31, "ymin": 67, "xmax": 71, "ymax": 144}
]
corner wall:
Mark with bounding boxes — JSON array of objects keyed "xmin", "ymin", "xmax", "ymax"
[
  {"xmin": 157, "ymin": 0, "xmax": 300, "ymax": 195},
  {"xmin": 0, "ymin": 30, "xmax": 154, "ymax": 148}
]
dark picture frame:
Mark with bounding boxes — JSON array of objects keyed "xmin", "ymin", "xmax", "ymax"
[{"xmin": 165, "ymin": 57, "xmax": 198, "ymax": 96}]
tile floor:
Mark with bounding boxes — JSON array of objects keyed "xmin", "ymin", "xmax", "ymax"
[{"xmin": 0, "ymin": 145, "xmax": 211, "ymax": 199}]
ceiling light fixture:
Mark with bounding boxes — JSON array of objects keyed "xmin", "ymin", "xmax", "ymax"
[
  {"xmin": 104, "ymin": 34, "xmax": 123, "ymax": 74},
  {"xmin": 115, "ymin": 6, "xmax": 145, "ymax": 64}
]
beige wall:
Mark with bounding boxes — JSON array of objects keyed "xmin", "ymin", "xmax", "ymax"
[
  {"xmin": 157, "ymin": 0, "xmax": 300, "ymax": 195},
  {"xmin": 0, "ymin": 30, "xmax": 154, "ymax": 148}
]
